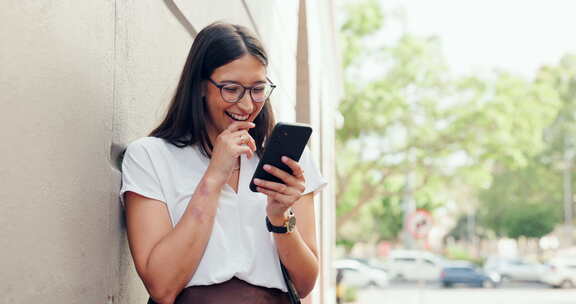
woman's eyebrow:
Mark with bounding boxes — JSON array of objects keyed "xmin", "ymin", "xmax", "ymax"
[{"xmin": 219, "ymin": 79, "xmax": 267, "ymax": 85}]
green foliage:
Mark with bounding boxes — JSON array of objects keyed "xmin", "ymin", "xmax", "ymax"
[
  {"xmin": 338, "ymin": 33, "xmax": 450, "ymax": 143},
  {"xmin": 477, "ymin": 54, "xmax": 576, "ymax": 239},
  {"xmin": 340, "ymin": 0, "xmax": 383, "ymax": 68},
  {"xmin": 336, "ymin": 239, "xmax": 356, "ymax": 252},
  {"xmin": 370, "ymin": 195, "xmax": 441, "ymax": 242},
  {"xmin": 342, "ymin": 285, "xmax": 358, "ymax": 303},
  {"xmin": 445, "ymin": 245, "xmax": 484, "ymax": 266},
  {"xmin": 371, "ymin": 197, "xmax": 404, "ymax": 241},
  {"xmin": 446, "ymin": 215, "xmax": 471, "ymax": 241},
  {"xmin": 336, "ymin": 0, "xmax": 572, "ymax": 245},
  {"xmin": 538, "ymin": 54, "xmax": 576, "ymax": 160},
  {"xmin": 478, "ymin": 160, "xmax": 562, "ymax": 239}
]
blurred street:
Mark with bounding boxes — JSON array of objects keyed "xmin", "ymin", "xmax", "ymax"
[{"xmin": 357, "ymin": 282, "xmax": 576, "ymax": 304}]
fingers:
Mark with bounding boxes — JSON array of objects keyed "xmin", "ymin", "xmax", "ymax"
[
  {"xmin": 237, "ymin": 145, "xmax": 254, "ymax": 159},
  {"xmin": 241, "ymin": 132, "xmax": 257, "ymax": 154},
  {"xmin": 211, "ymin": 122, "xmax": 257, "ymax": 172},
  {"xmin": 232, "ymin": 130, "xmax": 257, "ymax": 158},
  {"xmin": 253, "ymin": 178, "xmax": 300, "ymax": 196},
  {"xmin": 226, "ymin": 121, "xmax": 255, "ymax": 133},
  {"xmin": 255, "ymin": 185, "xmax": 298, "ymax": 206},
  {"xmin": 281, "ymin": 156, "xmax": 305, "ymax": 180},
  {"xmin": 215, "ymin": 130, "xmax": 255, "ymax": 159},
  {"xmin": 247, "ymin": 136, "xmax": 257, "ymax": 153},
  {"xmin": 255, "ymin": 158, "xmax": 306, "ymax": 212},
  {"xmin": 261, "ymin": 164, "xmax": 306, "ymax": 193}
]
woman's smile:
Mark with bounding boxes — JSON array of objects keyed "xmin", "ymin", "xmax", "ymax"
[{"xmin": 225, "ymin": 111, "xmax": 250, "ymax": 121}]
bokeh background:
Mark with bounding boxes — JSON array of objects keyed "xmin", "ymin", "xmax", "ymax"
[{"xmin": 335, "ymin": 1, "xmax": 576, "ymax": 303}]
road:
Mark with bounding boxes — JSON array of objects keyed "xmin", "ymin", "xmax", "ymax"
[{"xmin": 356, "ymin": 283, "xmax": 576, "ymax": 304}]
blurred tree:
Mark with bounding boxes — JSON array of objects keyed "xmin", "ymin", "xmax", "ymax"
[
  {"xmin": 539, "ymin": 54, "xmax": 576, "ymax": 157},
  {"xmin": 447, "ymin": 215, "xmax": 472, "ymax": 242},
  {"xmin": 478, "ymin": 160, "xmax": 562, "ymax": 239},
  {"xmin": 337, "ymin": 0, "xmax": 454, "ymax": 239},
  {"xmin": 476, "ymin": 54, "xmax": 576, "ymax": 239},
  {"xmin": 371, "ymin": 197, "xmax": 403, "ymax": 241},
  {"xmin": 336, "ymin": 0, "xmax": 561, "ymax": 243},
  {"xmin": 539, "ymin": 54, "xmax": 576, "ymax": 233}
]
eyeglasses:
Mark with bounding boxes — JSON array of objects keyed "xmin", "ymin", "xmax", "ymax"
[{"xmin": 208, "ymin": 77, "xmax": 276, "ymax": 103}]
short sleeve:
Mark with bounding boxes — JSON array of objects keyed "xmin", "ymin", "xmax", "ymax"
[
  {"xmin": 119, "ymin": 140, "xmax": 166, "ymax": 208},
  {"xmin": 299, "ymin": 147, "xmax": 327, "ymax": 195}
]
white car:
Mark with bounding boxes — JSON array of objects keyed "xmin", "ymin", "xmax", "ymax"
[
  {"xmin": 384, "ymin": 250, "xmax": 444, "ymax": 282},
  {"xmin": 541, "ymin": 258, "xmax": 576, "ymax": 288},
  {"xmin": 483, "ymin": 257, "xmax": 546, "ymax": 282},
  {"xmin": 334, "ymin": 259, "xmax": 389, "ymax": 288}
]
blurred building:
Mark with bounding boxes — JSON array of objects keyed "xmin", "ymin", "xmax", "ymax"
[{"xmin": 0, "ymin": 1, "xmax": 340, "ymax": 303}]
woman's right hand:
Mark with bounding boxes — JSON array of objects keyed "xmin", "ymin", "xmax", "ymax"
[{"xmin": 207, "ymin": 121, "xmax": 257, "ymax": 181}]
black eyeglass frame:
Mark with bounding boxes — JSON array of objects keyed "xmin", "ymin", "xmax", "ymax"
[{"xmin": 208, "ymin": 77, "xmax": 277, "ymax": 103}]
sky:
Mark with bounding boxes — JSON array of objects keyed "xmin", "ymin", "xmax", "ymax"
[{"xmin": 379, "ymin": 0, "xmax": 576, "ymax": 78}]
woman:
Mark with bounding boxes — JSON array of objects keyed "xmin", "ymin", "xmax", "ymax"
[{"xmin": 119, "ymin": 22, "xmax": 326, "ymax": 304}]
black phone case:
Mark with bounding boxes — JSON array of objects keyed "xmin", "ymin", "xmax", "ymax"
[{"xmin": 249, "ymin": 122, "xmax": 312, "ymax": 192}]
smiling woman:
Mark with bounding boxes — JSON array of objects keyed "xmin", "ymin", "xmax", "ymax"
[
  {"xmin": 149, "ymin": 22, "xmax": 275, "ymax": 159},
  {"xmin": 203, "ymin": 54, "xmax": 273, "ymax": 139},
  {"xmin": 119, "ymin": 22, "xmax": 327, "ymax": 304}
]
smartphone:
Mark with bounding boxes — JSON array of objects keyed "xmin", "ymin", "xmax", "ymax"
[{"xmin": 249, "ymin": 122, "xmax": 313, "ymax": 192}]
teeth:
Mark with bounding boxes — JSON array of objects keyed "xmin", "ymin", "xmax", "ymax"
[{"xmin": 227, "ymin": 112, "xmax": 249, "ymax": 121}]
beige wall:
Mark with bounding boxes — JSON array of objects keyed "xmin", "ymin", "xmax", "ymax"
[
  {"xmin": 0, "ymin": 1, "xmax": 339, "ymax": 303},
  {"xmin": 1, "ymin": 1, "xmax": 117, "ymax": 303},
  {"xmin": 301, "ymin": 1, "xmax": 342, "ymax": 302}
]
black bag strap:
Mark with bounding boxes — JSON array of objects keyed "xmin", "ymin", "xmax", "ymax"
[{"xmin": 280, "ymin": 262, "xmax": 301, "ymax": 304}]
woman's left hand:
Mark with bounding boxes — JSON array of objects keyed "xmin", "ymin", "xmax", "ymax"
[{"xmin": 253, "ymin": 156, "xmax": 306, "ymax": 224}]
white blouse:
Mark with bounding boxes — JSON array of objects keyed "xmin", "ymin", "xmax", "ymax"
[{"xmin": 119, "ymin": 136, "xmax": 327, "ymax": 292}]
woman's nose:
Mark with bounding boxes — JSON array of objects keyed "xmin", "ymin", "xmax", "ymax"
[{"xmin": 236, "ymin": 92, "xmax": 254, "ymax": 113}]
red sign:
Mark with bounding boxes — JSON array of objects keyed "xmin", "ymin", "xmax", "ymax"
[{"xmin": 406, "ymin": 209, "xmax": 433, "ymax": 239}]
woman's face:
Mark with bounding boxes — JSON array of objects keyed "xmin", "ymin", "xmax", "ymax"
[{"xmin": 204, "ymin": 54, "xmax": 268, "ymax": 139}]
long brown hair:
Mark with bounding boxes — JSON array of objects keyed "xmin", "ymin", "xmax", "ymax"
[{"xmin": 149, "ymin": 22, "xmax": 275, "ymax": 158}]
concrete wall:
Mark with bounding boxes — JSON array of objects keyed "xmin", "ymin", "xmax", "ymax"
[
  {"xmin": 0, "ymin": 1, "xmax": 340, "ymax": 303},
  {"xmin": 1, "ymin": 1, "xmax": 118, "ymax": 303}
]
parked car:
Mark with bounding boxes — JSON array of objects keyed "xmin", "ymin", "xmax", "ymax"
[
  {"xmin": 334, "ymin": 259, "xmax": 389, "ymax": 288},
  {"xmin": 483, "ymin": 256, "xmax": 546, "ymax": 282},
  {"xmin": 385, "ymin": 250, "xmax": 444, "ymax": 282},
  {"xmin": 440, "ymin": 261, "xmax": 500, "ymax": 288},
  {"xmin": 541, "ymin": 257, "xmax": 576, "ymax": 288},
  {"xmin": 346, "ymin": 257, "xmax": 389, "ymax": 273}
]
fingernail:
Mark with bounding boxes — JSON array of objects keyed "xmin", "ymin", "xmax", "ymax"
[
  {"xmin": 254, "ymin": 178, "xmax": 261, "ymax": 184},
  {"xmin": 282, "ymin": 156, "xmax": 288, "ymax": 162},
  {"xmin": 263, "ymin": 165, "xmax": 271, "ymax": 170}
]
